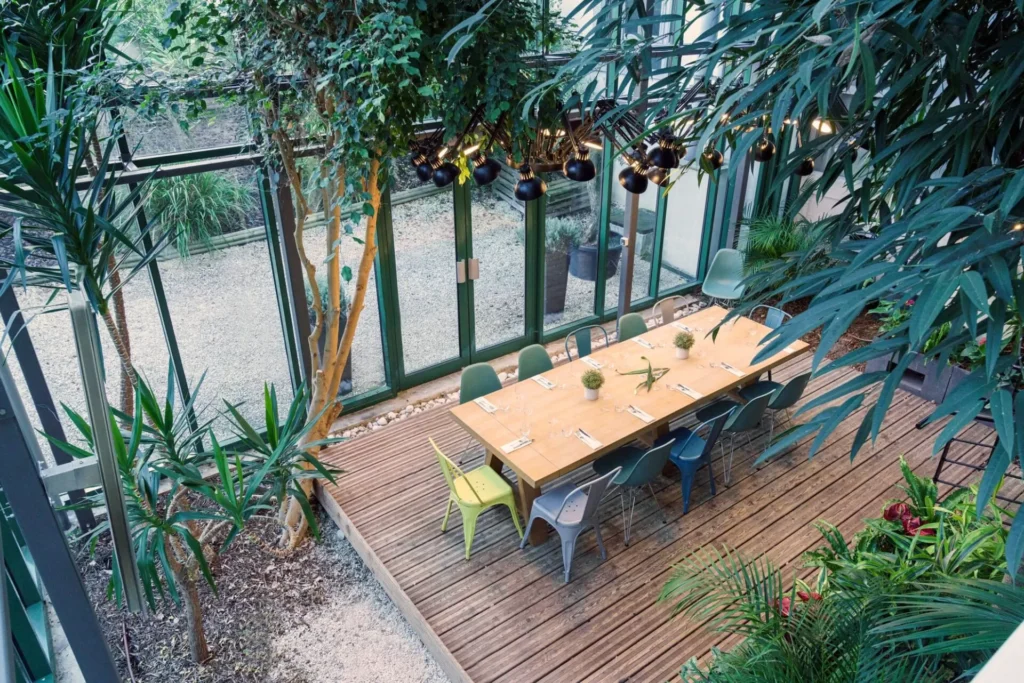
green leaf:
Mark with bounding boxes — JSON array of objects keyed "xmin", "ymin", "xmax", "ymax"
[
  {"xmin": 959, "ymin": 271, "xmax": 989, "ymax": 315},
  {"xmin": 989, "ymin": 389, "xmax": 1015, "ymax": 458},
  {"xmin": 177, "ymin": 528, "xmax": 217, "ymax": 593}
]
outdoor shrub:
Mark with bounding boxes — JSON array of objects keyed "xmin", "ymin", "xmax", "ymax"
[
  {"xmin": 581, "ymin": 369, "xmax": 604, "ymax": 390},
  {"xmin": 662, "ymin": 458, "xmax": 1019, "ymax": 681},
  {"xmin": 674, "ymin": 331, "xmax": 694, "ymax": 350},
  {"xmin": 545, "ymin": 215, "xmax": 588, "ymax": 253},
  {"xmin": 741, "ymin": 215, "xmax": 815, "ymax": 274},
  {"xmin": 304, "ymin": 270, "xmax": 350, "ymax": 317},
  {"xmin": 148, "ymin": 172, "xmax": 254, "ymax": 258}
]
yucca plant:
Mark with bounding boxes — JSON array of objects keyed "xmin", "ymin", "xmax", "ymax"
[
  {"xmin": 47, "ymin": 369, "xmax": 341, "ymax": 663},
  {"xmin": 148, "ymin": 172, "xmax": 254, "ymax": 258}
]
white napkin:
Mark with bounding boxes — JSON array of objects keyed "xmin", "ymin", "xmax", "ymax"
[
  {"xmin": 671, "ymin": 383, "xmax": 703, "ymax": 399},
  {"xmin": 671, "ymin": 322, "xmax": 694, "ymax": 333},
  {"xmin": 632, "ymin": 337, "xmax": 654, "ymax": 349},
  {"xmin": 531, "ymin": 375, "xmax": 556, "ymax": 390},
  {"xmin": 581, "ymin": 357, "xmax": 603, "ymax": 369},
  {"xmin": 501, "ymin": 436, "xmax": 533, "ymax": 454},
  {"xmin": 627, "ymin": 405, "xmax": 654, "ymax": 424},
  {"xmin": 784, "ymin": 345, "xmax": 796, "ymax": 353},
  {"xmin": 474, "ymin": 397, "xmax": 498, "ymax": 413},
  {"xmin": 576, "ymin": 429, "xmax": 602, "ymax": 450},
  {"xmin": 719, "ymin": 362, "xmax": 745, "ymax": 377}
]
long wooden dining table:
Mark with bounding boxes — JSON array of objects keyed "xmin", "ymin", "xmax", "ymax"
[{"xmin": 448, "ymin": 305, "xmax": 810, "ymax": 544}]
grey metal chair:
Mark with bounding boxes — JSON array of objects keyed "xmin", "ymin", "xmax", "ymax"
[
  {"xmin": 592, "ymin": 439, "xmax": 675, "ymax": 546},
  {"xmin": 739, "ymin": 370, "xmax": 812, "ymax": 445},
  {"xmin": 654, "ymin": 295, "xmax": 687, "ymax": 326},
  {"xmin": 519, "ymin": 466, "xmax": 621, "ymax": 582},
  {"xmin": 695, "ymin": 392, "xmax": 773, "ymax": 484},
  {"xmin": 564, "ymin": 324, "xmax": 610, "ymax": 360}
]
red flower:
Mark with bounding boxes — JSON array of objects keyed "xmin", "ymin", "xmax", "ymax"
[
  {"xmin": 907, "ymin": 298, "xmax": 916, "ymax": 306},
  {"xmin": 883, "ymin": 502, "xmax": 910, "ymax": 521},
  {"xmin": 777, "ymin": 596, "xmax": 791, "ymax": 617},
  {"xmin": 797, "ymin": 591, "xmax": 822, "ymax": 602},
  {"xmin": 901, "ymin": 516, "xmax": 933, "ymax": 536}
]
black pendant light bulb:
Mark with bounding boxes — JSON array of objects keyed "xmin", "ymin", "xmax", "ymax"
[
  {"xmin": 618, "ymin": 154, "xmax": 649, "ymax": 195},
  {"xmin": 752, "ymin": 137, "xmax": 776, "ymax": 163},
  {"xmin": 563, "ymin": 146, "xmax": 597, "ymax": 182},
  {"xmin": 703, "ymin": 147, "xmax": 724, "ymax": 170},
  {"xmin": 413, "ymin": 148, "xmax": 434, "ymax": 182},
  {"xmin": 514, "ymin": 163, "xmax": 547, "ymax": 201},
  {"xmin": 795, "ymin": 157, "xmax": 815, "ymax": 176},
  {"xmin": 647, "ymin": 131, "xmax": 679, "ymax": 170},
  {"xmin": 464, "ymin": 144, "xmax": 501, "ymax": 186},
  {"xmin": 646, "ymin": 165, "xmax": 670, "ymax": 188},
  {"xmin": 431, "ymin": 148, "xmax": 459, "ymax": 188}
]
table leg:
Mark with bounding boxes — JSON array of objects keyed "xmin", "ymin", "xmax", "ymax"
[
  {"xmin": 518, "ymin": 479, "xmax": 549, "ymax": 544},
  {"xmin": 484, "ymin": 450, "xmax": 503, "ymax": 474}
]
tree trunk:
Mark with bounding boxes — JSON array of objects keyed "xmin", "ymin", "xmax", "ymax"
[
  {"xmin": 165, "ymin": 540, "xmax": 210, "ymax": 663},
  {"xmin": 107, "ymin": 255, "xmax": 133, "ymax": 414},
  {"xmin": 100, "ymin": 307, "xmax": 138, "ymax": 392}
]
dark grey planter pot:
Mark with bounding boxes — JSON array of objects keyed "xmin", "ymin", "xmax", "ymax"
[
  {"xmin": 865, "ymin": 350, "xmax": 953, "ymax": 404},
  {"xmin": 570, "ymin": 236, "xmax": 623, "ymax": 281},
  {"xmin": 545, "ymin": 251, "xmax": 570, "ymax": 314}
]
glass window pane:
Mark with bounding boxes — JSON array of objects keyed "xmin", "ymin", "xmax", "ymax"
[
  {"xmin": 659, "ymin": 165, "xmax": 713, "ymax": 292},
  {"xmin": 607, "ymin": 156, "xmax": 659, "ymax": 310},
  {"xmin": 121, "ymin": 99, "xmax": 252, "ymax": 157},
  {"xmin": 153, "ymin": 168, "xmax": 294, "ymax": 440},
  {"xmin": 470, "ymin": 182, "xmax": 526, "ymax": 350},
  {"xmin": 390, "ymin": 183, "xmax": 461, "ymax": 374},
  {"xmin": 542, "ymin": 157, "xmax": 603, "ymax": 330}
]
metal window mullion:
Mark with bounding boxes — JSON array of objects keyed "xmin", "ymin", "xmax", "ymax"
[{"xmin": 376, "ymin": 186, "xmax": 407, "ymax": 388}]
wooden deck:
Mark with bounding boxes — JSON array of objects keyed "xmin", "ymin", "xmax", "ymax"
[{"xmin": 315, "ymin": 355, "xmax": 1002, "ymax": 683}]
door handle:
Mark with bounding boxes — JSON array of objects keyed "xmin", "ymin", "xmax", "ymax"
[
  {"xmin": 456, "ymin": 259, "xmax": 467, "ymax": 284},
  {"xmin": 467, "ymin": 258, "xmax": 480, "ymax": 281}
]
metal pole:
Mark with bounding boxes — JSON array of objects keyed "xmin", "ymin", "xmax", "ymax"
[
  {"xmin": 0, "ymin": 270, "xmax": 96, "ymax": 531},
  {"xmin": 0, "ymin": 511, "xmax": 15, "ymax": 683},
  {"xmin": 68, "ymin": 288, "xmax": 145, "ymax": 613},
  {"xmin": 0, "ymin": 361, "xmax": 121, "ymax": 682}
]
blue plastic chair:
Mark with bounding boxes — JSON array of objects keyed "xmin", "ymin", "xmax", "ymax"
[
  {"xmin": 517, "ymin": 344, "xmax": 553, "ymax": 381},
  {"xmin": 459, "ymin": 363, "xmax": 501, "ymax": 404},
  {"xmin": 617, "ymin": 312, "xmax": 648, "ymax": 342},
  {"xmin": 701, "ymin": 249, "xmax": 745, "ymax": 305},
  {"xmin": 659, "ymin": 410, "xmax": 732, "ymax": 513},
  {"xmin": 520, "ymin": 467, "xmax": 621, "ymax": 582},
  {"xmin": 592, "ymin": 439, "xmax": 674, "ymax": 546},
  {"xmin": 564, "ymin": 324, "xmax": 610, "ymax": 360}
]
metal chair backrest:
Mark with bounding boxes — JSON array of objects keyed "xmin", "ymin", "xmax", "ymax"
[
  {"xmin": 617, "ymin": 312, "xmax": 648, "ymax": 342},
  {"xmin": 518, "ymin": 344, "xmax": 554, "ymax": 381},
  {"xmin": 725, "ymin": 392, "xmax": 772, "ymax": 432},
  {"xmin": 564, "ymin": 324, "xmax": 610, "ymax": 360},
  {"xmin": 654, "ymin": 296, "xmax": 685, "ymax": 326},
  {"xmin": 770, "ymin": 371, "xmax": 811, "ymax": 410},
  {"xmin": 750, "ymin": 304, "xmax": 792, "ymax": 330},
  {"xmin": 555, "ymin": 466, "xmax": 621, "ymax": 526},
  {"xmin": 621, "ymin": 439, "xmax": 675, "ymax": 487},
  {"xmin": 429, "ymin": 438, "xmax": 482, "ymax": 505},
  {"xmin": 459, "ymin": 363, "xmax": 501, "ymax": 404}
]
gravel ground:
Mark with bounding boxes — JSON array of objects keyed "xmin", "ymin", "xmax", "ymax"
[{"xmin": 76, "ymin": 509, "xmax": 448, "ymax": 683}]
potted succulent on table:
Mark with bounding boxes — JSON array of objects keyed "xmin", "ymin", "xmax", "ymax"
[
  {"xmin": 581, "ymin": 369, "xmax": 604, "ymax": 401},
  {"xmin": 674, "ymin": 331, "xmax": 694, "ymax": 359}
]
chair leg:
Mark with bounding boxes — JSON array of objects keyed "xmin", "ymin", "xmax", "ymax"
[
  {"xmin": 441, "ymin": 497, "xmax": 454, "ymax": 532},
  {"xmin": 519, "ymin": 512, "xmax": 537, "ymax": 549},
  {"xmin": 622, "ymin": 489, "xmax": 638, "ymax": 546},
  {"xmin": 592, "ymin": 522, "xmax": 607, "ymax": 560},
  {"xmin": 561, "ymin": 528, "xmax": 582, "ymax": 582},
  {"xmin": 506, "ymin": 498, "xmax": 524, "ymax": 540},
  {"xmin": 461, "ymin": 506, "xmax": 481, "ymax": 560},
  {"xmin": 680, "ymin": 465, "xmax": 695, "ymax": 515},
  {"xmin": 725, "ymin": 434, "xmax": 736, "ymax": 486},
  {"xmin": 646, "ymin": 482, "xmax": 666, "ymax": 523},
  {"xmin": 706, "ymin": 454, "xmax": 717, "ymax": 497}
]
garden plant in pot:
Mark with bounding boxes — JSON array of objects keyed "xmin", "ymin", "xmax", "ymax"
[
  {"xmin": 569, "ymin": 221, "xmax": 623, "ymax": 282},
  {"xmin": 581, "ymin": 368, "xmax": 604, "ymax": 401},
  {"xmin": 306, "ymin": 273, "xmax": 353, "ymax": 395},
  {"xmin": 674, "ymin": 331, "xmax": 694, "ymax": 360},
  {"xmin": 544, "ymin": 216, "xmax": 587, "ymax": 314}
]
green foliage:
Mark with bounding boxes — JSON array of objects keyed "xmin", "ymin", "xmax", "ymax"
[
  {"xmin": 526, "ymin": 0, "xmax": 1024, "ymax": 571},
  {"xmin": 47, "ymin": 369, "xmax": 341, "ymax": 608},
  {"xmin": 545, "ymin": 215, "xmax": 588, "ymax": 253},
  {"xmin": 662, "ymin": 462, "xmax": 1019, "ymax": 682},
  {"xmin": 148, "ymin": 172, "xmax": 254, "ymax": 258},
  {"xmin": 674, "ymin": 331, "xmax": 694, "ymax": 350},
  {"xmin": 617, "ymin": 356, "xmax": 669, "ymax": 394},
  {"xmin": 741, "ymin": 215, "xmax": 815, "ymax": 275},
  {"xmin": 581, "ymin": 368, "xmax": 604, "ymax": 390},
  {"xmin": 304, "ymin": 270, "xmax": 350, "ymax": 316}
]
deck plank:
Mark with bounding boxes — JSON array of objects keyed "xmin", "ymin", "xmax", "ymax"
[{"xmin": 316, "ymin": 360, "xmax": 1006, "ymax": 683}]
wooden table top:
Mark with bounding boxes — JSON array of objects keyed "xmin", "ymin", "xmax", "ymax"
[{"xmin": 449, "ymin": 306, "xmax": 810, "ymax": 487}]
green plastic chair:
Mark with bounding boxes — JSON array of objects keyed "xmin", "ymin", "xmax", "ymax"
[
  {"xmin": 517, "ymin": 344, "xmax": 554, "ymax": 381},
  {"xmin": 564, "ymin": 324, "xmax": 609, "ymax": 360},
  {"xmin": 701, "ymin": 248, "xmax": 745, "ymax": 304},
  {"xmin": 739, "ymin": 370, "xmax": 812, "ymax": 444},
  {"xmin": 459, "ymin": 363, "xmax": 502, "ymax": 404},
  {"xmin": 431, "ymin": 439, "xmax": 523, "ymax": 559},
  {"xmin": 617, "ymin": 312, "xmax": 648, "ymax": 342},
  {"xmin": 592, "ymin": 439, "xmax": 674, "ymax": 546},
  {"xmin": 696, "ymin": 391, "xmax": 773, "ymax": 484}
]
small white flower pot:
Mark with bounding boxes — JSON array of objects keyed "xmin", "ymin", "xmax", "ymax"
[
  {"xmin": 676, "ymin": 347, "xmax": 689, "ymax": 360},
  {"xmin": 584, "ymin": 387, "xmax": 599, "ymax": 401}
]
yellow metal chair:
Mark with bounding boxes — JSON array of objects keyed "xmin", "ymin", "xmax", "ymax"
[{"xmin": 430, "ymin": 439, "xmax": 523, "ymax": 559}]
